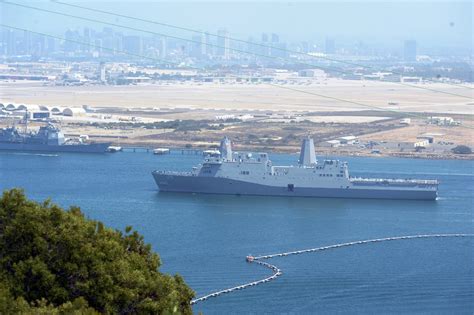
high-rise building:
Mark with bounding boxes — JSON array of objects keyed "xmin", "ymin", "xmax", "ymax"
[
  {"xmin": 268, "ymin": 33, "xmax": 286, "ymax": 58},
  {"xmin": 271, "ymin": 33, "xmax": 279, "ymax": 43},
  {"xmin": 191, "ymin": 35, "xmax": 203, "ymax": 58},
  {"xmin": 64, "ymin": 29, "xmax": 80, "ymax": 53},
  {"xmin": 82, "ymin": 27, "xmax": 91, "ymax": 53},
  {"xmin": 325, "ymin": 37, "xmax": 335, "ymax": 54},
  {"xmin": 3, "ymin": 29, "xmax": 16, "ymax": 55},
  {"xmin": 30, "ymin": 34, "xmax": 46, "ymax": 57},
  {"xmin": 404, "ymin": 40, "xmax": 417, "ymax": 62},
  {"xmin": 159, "ymin": 38, "xmax": 167, "ymax": 58},
  {"xmin": 94, "ymin": 39, "xmax": 103, "ymax": 54},
  {"xmin": 271, "ymin": 42, "xmax": 288, "ymax": 58},
  {"xmin": 46, "ymin": 37, "xmax": 56, "ymax": 55},
  {"xmin": 98, "ymin": 62, "xmax": 106, "ymax": 83},
  {"xmin": 247, "ymin": 36, "xmax": 258, "ymax": 56},
  {"xmin": 201, "ymin": 32, "xmax": 209, "ymax": 56},
  {"xmin": 259, "ymin": 33, "xmax": 271, "ymax": 56},
  {"xmin": 22, "ymin": 30, "xmax": 31, "ymax": 55},
  {"xmin": 301, "ymin": 41, "xmax": 309, "ymax": 54},
  {"xmin": 122, "ymin": 35, "xmax": 142, "ymax": 55},
  {"xmin": 217, "ymin": 29, "xmax": 230, "ymax": 59}
]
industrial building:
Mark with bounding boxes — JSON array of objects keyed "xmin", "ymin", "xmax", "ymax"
[
  {"xmin": 0, "ymin": 101, "xmax": 87, "ymax": 118},
  {"xmin": 398, "ymin": 139, "xmax": 430, "ymax": 151}
]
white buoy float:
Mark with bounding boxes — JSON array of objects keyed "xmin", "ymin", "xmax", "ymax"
[{"xmin": 190, "ymin": 234, "xmax": 473, "ymax": 306}]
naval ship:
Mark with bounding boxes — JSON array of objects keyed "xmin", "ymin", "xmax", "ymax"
[
  {"xmin": 0, "ymin": 124, "xmax": 110, "ymax": 153},
  {"xmin": 152, "ymin": 136, "xmax": 438, "ymax": 200}
]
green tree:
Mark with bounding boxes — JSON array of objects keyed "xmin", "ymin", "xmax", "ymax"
[{"xmin": 0, "ymin": 189, "xmax": 194, "ymax": 314}]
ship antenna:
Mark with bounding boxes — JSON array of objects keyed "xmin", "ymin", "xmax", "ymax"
[{"xmin": 24, "ymin": 108, "xmax": 28, "ymax": 134}]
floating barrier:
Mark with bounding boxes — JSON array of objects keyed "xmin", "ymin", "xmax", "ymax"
[{"xmin": 190, "ymin": 233, "xmax": 473, "ymax": 305}]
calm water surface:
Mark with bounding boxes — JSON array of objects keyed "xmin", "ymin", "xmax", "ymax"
[{"xmin": 1, "ymin": 151, "xmax": 473, "ymax": 314}]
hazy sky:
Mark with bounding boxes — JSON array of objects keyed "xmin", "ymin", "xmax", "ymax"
[{"xmin": 1, "ymin": 1, "xmax": 472, "ymax": 51}]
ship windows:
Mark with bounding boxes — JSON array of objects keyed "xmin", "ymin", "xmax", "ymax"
[{"xmin": 240, "ymin": 171, "xmax": 250, "ymax": 175}]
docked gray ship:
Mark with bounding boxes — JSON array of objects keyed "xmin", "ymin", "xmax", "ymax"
[
  {"xmin": 152, "ymin": 136, "xmax": 438, "ymax": 200},
  {"xmin": 0, "ymin": 124, "xmax": 110, "ymax": 153}
]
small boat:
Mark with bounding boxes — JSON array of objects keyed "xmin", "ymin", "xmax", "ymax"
[
  {"xmin": 203, "ymin": 149, "xmax": 220, "ymax": 157},
  {"xmin": 107, "ymin": 146, "xmax": 122, "ymax": 153},
  {"xmin": 153, "ymin": 148, "xmax": 170, "ymax": 155}
]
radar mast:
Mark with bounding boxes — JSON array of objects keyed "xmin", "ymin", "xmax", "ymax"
[{"xmin": 298, "ymin": 135, "xmax": 317, "ymax": 166}]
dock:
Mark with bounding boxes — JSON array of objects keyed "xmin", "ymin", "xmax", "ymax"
[{"xmin": 120, "ymin": 146, "xmax": 203, "ymax": 155}]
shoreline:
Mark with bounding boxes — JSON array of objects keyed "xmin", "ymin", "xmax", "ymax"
[{"xmin": 111, "ymin": 142, "xmax": 474, "ymax": 161}]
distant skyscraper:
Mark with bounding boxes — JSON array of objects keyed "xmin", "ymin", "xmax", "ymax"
[
  {"xmin": 301, "ymin": 41, "xmax": 309, "ymax": 53},
  {"xmin": 99, "ymin": 62, "xmax": 106, "ymax": 83},
  {"xmin": 201, "ymin": 32, "xmax": 209, "ymax": 56},
  {"xmin": 22, "ymin": 30, "xmax": 31, "ymax": 55},
  {"xmin": 102, "ymin": 36, "xmax": 117, "ymax": 54},
  {"xmin": 64, "ymin": 29, "xmax": 80, "ymax": 53},
  {"xmin": 247, "ymin": 36, "xmax": 258, "ymax": 56},
  {"xmin": 191, "ymin": 35, "xmax": 203, "ymax": 58},
  {"xmin": 271, "ymin": 42, "xmax": 287, "ymax": 58},
  {"xmin": 325, "ymin": 37, "xmax": 335, "ymax": 54},
  {"xmin": 102, "ymin": 27, "xmax": 114, "ymax": 37},
  {"xmin": 123, "ymin": 35, "xmax": 142, "ymax": 55},
  {"xmin": 94, "ymin": 39, "xmax": 103, "ymax": 54},
  {"xmin": 29, "ymin": 34, "xmax": 46, "ymax": 57},
  {"xmin": 217, "ymin": 29, "xmax": 230, "ymax": 59},
  {"xmin": 404, "ymin": 40, "xmax": 417, "ymax": 62},
  {"xmin": 271, "ymin": 33, "xmax": 279, "ymax": 43},
  {"xmin": 4, "ymin": 29, "xmax": 16, "ymax": 55},
  {"xmin": 82, "ymin": 28, "xmax": 91, "ymax": 52},
  {"xmin": 46, "ymin": 37, "xmax": 56, "ymax": 55},
  {"xmin": 204, "ymin": 32, "xmax": 211, "ymax": 55},
  {"xmin": 269, "ymin": 33, "xmax": 285, "ymax": 58},
  {"xmin": 259, "ymin": 33, "xmax": 271, "ymax": 56},
  {"xmin": 189, "ymin": 32, "xmax": 208, "ymax": 58},
  {"xmin": 159, "ymin": 38, "xmax": 167, "ymax": 58}
]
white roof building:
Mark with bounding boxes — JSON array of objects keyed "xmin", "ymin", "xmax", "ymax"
[
  {"xmin": 63, "ymin": 107, "xmax": 86, "ymax": 116},
  {"xmin": 50, "ymin": 107, "xmax": 65, "ymax": 114},
  {"xmin": 16, "ymin": 104, "xmax": 42, "ymax": 112}
]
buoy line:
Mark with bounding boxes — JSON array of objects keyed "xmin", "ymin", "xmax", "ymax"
[{"xmin": 190, "ymin": 233, "xmax": 473, "ymax": 305}]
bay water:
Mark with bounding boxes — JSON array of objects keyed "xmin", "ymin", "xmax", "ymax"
[{"xmin": 1, "ymin": 151, "xmax": 472, "ymax": 313}]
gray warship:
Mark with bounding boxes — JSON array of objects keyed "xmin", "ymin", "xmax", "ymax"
[
  {"xmin": 152, "ymin": 136, "xmax": 438, "ymax": 200},
  {"xmin": 0, "ymin": 124, "xmax": 110, "ymax": 153}
]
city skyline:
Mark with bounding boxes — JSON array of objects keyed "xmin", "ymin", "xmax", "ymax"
[
  {"xmin": 1, "ymin": 1, "xmax": 471, "ymax": 55},
  {"xmin": 1, "ymin": 24, "xmax": 466, "ymax": 62}
]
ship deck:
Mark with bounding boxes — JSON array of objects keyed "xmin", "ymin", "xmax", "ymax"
[{"xmin": 350, "ymin": 177, "xmax": 438, "ymax": 187}]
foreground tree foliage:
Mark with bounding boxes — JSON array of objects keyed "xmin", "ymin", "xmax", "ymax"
[{"xmin": 0, "ymin": 189, "xmax": 194, "ymax": 314}]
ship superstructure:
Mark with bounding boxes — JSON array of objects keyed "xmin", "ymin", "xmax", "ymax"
[
  {"xmin": 152, "ymin": 136, "xmax": 438, "ymax": 200},
  {"xmin": 0, "ymin": 124, "xmax": 110, "ymax": 153}
]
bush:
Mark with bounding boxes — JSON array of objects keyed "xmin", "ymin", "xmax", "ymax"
[
  {"xmin": 0, "ymin": 189, "xmax": 194, "ymax": 314},
  {"xmin": 451, "ymin": 145, "xmax": 472, "ymax": 154}
]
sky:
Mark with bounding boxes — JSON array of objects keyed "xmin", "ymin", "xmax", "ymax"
[{"xmin": 1, "ymin": 1, "xmax": 472, "ymax": 52}]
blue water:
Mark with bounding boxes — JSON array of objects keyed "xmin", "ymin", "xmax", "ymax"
[{"xmin": 1, "ymin": 151, "xmax": 473, "ymax": 314}]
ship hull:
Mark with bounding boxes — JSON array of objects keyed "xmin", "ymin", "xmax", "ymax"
[
  {"xmin": 152, "ymin": 172, "xmax": 437, "ymax": 200},
  {"xmin": 0, "ymin": 142, "xmax": 110, "ymax": 153}
]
